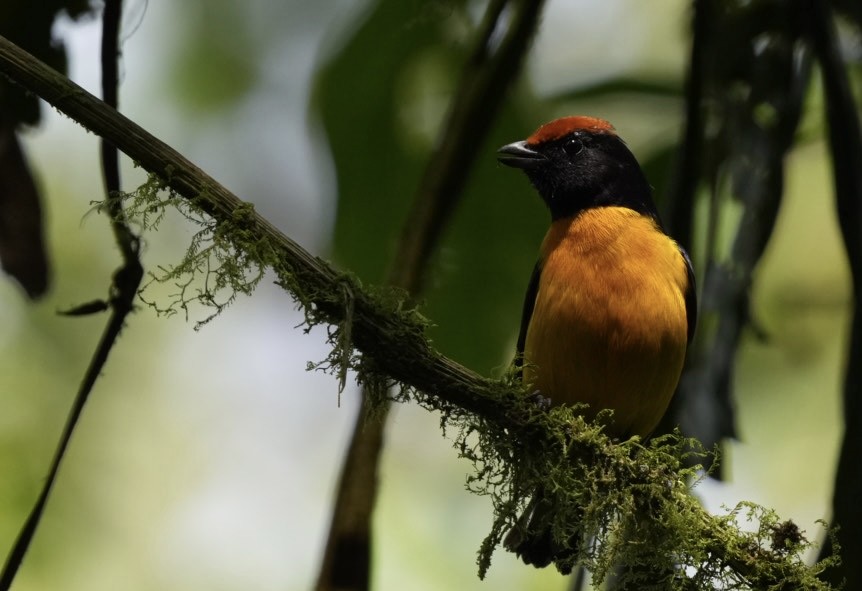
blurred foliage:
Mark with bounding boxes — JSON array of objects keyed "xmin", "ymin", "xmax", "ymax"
[
  {"xmin": 0, "ymin": 0, "xmax": 96, "ymax": 126},
  {"xmin": 1, "ymin": 0, "xmax": 861, "ymax": 589},
  {"xmin": 166, "ymin": 1, "xmax": 260, "ymax": 114},
  {"xmin": 659, "ymin": 0, "xmax": 815, "ymax": 472},
  {"xmin": 0, "ymin": 1, "xmax": 98, "ymax": 299},
  {"xmin": 317, "ymin": 1, "xmax": 603, "ymax": 374},
  {"xmin": 315, "ymin": 0, "xmax": 861, "ymax": 585}
]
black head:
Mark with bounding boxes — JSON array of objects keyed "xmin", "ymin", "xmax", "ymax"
[{"xmin": 498, "ymin": 116, "xmax": 659, "ymax": 222}]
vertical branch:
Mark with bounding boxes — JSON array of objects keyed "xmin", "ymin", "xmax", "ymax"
[
  {"xmin": 99, "ymin": 0, "xmax": 140, "ymax": 261},
  {"xmin": 662, "ymin": 0, "xmax": 711, "ymax": 249},
  {"xmin": 657, "ymin": 0, "xmax": 711, "ymax": 447},
  {"xmin": 807, "ymin": 1, "xmax": 862, "ymax": 587},
  {"xmin": 656, "ymin": 0, "xmax": 710, "ymax": 449},
  {"xmin": 100, "ymin": 0, "xmax": 138, "ymax": 259},
  {"xmin": 0, "ymin": 2, "xmax": 143, "ymax": 588},
  {"xmin": 315, "ymin": 1, "xmax": 546, "ymax": 589}
]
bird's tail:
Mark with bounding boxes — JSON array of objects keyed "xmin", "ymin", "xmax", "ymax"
[{"xmin": 503, "ymin": 486, "xmax": 581, "ymax": 574}]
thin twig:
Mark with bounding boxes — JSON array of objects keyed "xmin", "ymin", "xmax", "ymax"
[
  {"xmin": 100, "ymin": 0, "xmax": 140, "ymax": 262},
  {"xmin": 663, "ymin": 0, "xmax": 710, "ymax": 247},
  {"xmin": 0, "ymin": 3, "xmax": 143, "ymax": 588},
  {"xmin": 656, "ymin": 0, "xmax": 711, "ymax": 451}
]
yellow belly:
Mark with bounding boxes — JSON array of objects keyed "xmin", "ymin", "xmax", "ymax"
[{"xmin": 523, "ymin": 207, "xmax": 689, "ymax": 438}]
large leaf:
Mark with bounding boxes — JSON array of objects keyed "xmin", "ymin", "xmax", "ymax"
[{"xmin": 315, "ymin": 0, "xmax": 549, "ymax": 373}]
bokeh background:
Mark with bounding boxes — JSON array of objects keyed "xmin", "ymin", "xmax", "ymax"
[{"xmin": 0, "ymin": 0, "xmax": 851, "ymax": 589}]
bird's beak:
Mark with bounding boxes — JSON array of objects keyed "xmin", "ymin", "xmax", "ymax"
[{"xmin": 497, "ymin": 141, "xmax": 546, "ymax": 169}]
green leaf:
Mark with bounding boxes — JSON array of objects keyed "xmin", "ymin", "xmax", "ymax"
[{"xmin": 315, "ymin": 0, "xmax": 551, "ymax": 373}]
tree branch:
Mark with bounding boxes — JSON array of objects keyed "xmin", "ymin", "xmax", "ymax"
[
  {"xmin": 0, "ymin": 32, "xmax": 516, "ymax": 422},
  {"xmin": 0, "ymin": 34, "xmax": 837, "ymax": 590},
  {"xmin": 663, "ymin": 0, "xmax": 709, "ymax": 248}
]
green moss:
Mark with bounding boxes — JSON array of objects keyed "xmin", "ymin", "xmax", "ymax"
[
  {"xmin": 453, "ymin": 403, "xmax": 837, "ymax": 588},
  {"xmin": 117, "ymin": 176, "xmax": 432, "ymax": 411},
  {"xmin": 116, "ymin": 175, "xmax": 838, "ymax": 590}
]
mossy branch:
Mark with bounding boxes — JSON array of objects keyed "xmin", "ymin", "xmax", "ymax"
[{"xmin": 0, "ymin": 35, "xmax": 837, "ymax": 589}]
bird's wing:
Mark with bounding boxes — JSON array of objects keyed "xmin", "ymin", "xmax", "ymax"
[
  {"xmin": 515, "ymin": 260, "xmax": 542, "ymax": 378},
  {"xmin": 680, "ymin": 246, "xmax": 698, "ymax": 344}
]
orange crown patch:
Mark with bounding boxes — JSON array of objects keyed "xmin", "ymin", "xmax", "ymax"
[{"xmin": 526, "ymin": 116, "xmax": 616, "ymax": 146}]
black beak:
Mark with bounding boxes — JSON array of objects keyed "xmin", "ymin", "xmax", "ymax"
[{"xmin": 497, "ymin": 141, "xmax": 546, "ymax": 169}]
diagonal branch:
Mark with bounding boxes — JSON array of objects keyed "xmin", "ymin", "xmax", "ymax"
[
  {"xmin": 0, "ymin": 34, "xmax": 837, "ymax": 590},
  {"xmin": 389, "ymin": 0, "xmax": 545, "ymax": 289},
  {"xmin": 0, "ymin": 32, "xmax": 516, "ymax": 423}
]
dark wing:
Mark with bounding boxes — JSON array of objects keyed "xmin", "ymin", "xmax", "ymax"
[
  {"xmin": 680, "ymin": 246, "xmax": 697, "ymax": 344},
  {"xmin": 515, "ymin": 261, "xmax": 542, "ymax": 378}
]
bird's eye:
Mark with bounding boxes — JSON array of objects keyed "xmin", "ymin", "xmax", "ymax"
[{"xmin": 564, "ymin": 138, "xmax": 584, "ymax": 158}]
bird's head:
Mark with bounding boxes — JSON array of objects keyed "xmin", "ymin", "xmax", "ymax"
[{"xmin": 498, "ymin": 116, "xmax": 657, "ymax": 221}]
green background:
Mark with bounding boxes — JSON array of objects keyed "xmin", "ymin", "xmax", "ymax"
[{"xmin": 0, "ymin": 0, "xmax": 849, "ymax": 589}]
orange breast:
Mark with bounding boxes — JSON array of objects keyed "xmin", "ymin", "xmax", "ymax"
[{"xmin": 523, "ymin": 207, "xmax": 690, "ymax": 438}]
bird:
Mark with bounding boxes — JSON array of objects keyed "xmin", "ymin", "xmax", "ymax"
[{"xmin": 497, "ymin": 115, "xmax": 697, "ymax": 570}]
